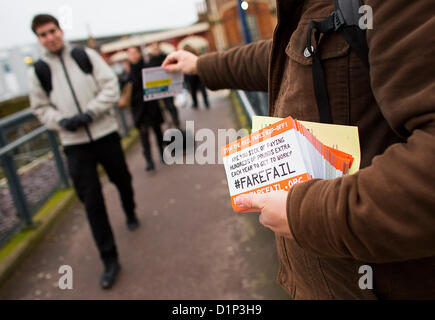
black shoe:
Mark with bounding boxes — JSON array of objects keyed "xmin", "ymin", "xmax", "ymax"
[
  {"xmin": 127, "ymin": 217, "xmax": 140, "ymax": 231},
  {"xmin": 145, "ymin": 162, "xmax": 155, "ymax": 171},
  {"xmin": 100, "ymin": 261, "xmax": 120, "ymax": 290}
]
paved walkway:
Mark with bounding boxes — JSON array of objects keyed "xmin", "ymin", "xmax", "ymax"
[{"xmin": 0, "ymin": 91, "xmax": 289, "ymax": 300}]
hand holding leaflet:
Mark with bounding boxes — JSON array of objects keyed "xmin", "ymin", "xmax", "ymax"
[{"xmin": 221, "ymin": 116, "xmax": 355, "ymax": 212}]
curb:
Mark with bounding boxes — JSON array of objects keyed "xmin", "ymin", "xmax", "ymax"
[
  {"xmin": 0, "ymin": 189, "xmax": 76, "ymax": 287},
  {"xmin": 0, "ymin": 129, "xmax": 139, "ymax": 287}
]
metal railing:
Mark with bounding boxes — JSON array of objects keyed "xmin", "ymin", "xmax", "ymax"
[
  {"xmin": 0, "ymin": 106, "xmax": 133, "ymax": 247},
  {"xmin": 236, "ymin": 90, "xmax": 269, "ymax": 122}
]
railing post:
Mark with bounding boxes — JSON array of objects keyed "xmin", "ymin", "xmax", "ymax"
[
  {"xmin": 237, "ymin": 0, "xmax": 252, "ymax": 44},
  {"xmin": 0, "ymin": 129, "xmax": 34, "ymax": 227},
  {"xmin": 258, "ymin": 92, "xmax": 269, "ymax": 116},
  {"xmin": 46, "ymin": 130, "xmax": 70, "ymax": 188}
]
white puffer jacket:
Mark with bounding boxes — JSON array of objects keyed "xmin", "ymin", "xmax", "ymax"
[{"xmin": 28, "ymin": 43, "xmax": 120, "ymax": 146}]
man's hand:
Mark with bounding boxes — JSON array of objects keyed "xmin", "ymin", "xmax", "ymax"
[
  {"xmin": 236, "ymin": 191, "xmax": 293, "ymax": 238},
  {"xmin": 162, "ymin": 50, "xmax": 198, "ymax": 75},
  {"xmin": 59, "ymin": 113, "xmax": 93, "ymax": 132}
]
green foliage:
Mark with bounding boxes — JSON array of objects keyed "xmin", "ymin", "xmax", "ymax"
[{"xmin": 0, "ymin": 96, "xmax": 30, "ymax": 119}]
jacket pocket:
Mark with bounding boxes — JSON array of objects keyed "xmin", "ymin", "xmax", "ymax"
[
  {"xmin": 275, "ymin": 235, "xmax": 296, "ymax": 298},
  {"xmin": 286, "ymin": 20, "xmax": 350, "ymax": 65},
  {"xmin": 282, "ymin": 19, "xmax": 352, "ymax": 125}
]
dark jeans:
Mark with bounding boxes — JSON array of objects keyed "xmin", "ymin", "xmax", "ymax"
[
  {"xmin": 163, "ymin": 97, "xmax": 180, "ymax": 127},
  {"xmin": 64, "ymin": 132, "xmax": 136, "ymax": 267},
  {"xmin": 188, "ymin": 76, "xmax": 209, "ymax": 109},
  {"xmin": 138, "ymin": 122, "xmax": 164, "ymax": 165}
]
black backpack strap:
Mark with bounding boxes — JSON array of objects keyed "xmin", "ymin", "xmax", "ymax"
[
  {"xmin": 71, "ymin": 46, "xmax": 93, "ymax": 74},
  {"xmin": 71, "ymin": 46, "xmax": 100, "ymax": 90},
  {"xmin": 34, "ymin": 47, "xmax": 97, "ymax": 98},
  {"xmin": 34, "ymin": 59, "xmax": 52, "ymax": 96},
  {"xmin": 334, "ymin": 0, "xmax": 369, "ymax": 66},
  {"xmin": 306, "ymin": 0, "xmax": 368, "ymax": 123}
]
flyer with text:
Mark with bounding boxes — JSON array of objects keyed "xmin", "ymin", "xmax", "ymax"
[
  {"xmin": 222, "ymin": 116, "xmax": 355, "ymax": 212},
  {"xmin": 221, "ymin": 117, "xmax": 311, "ymax": 212},
  {"xmin": 142, "ymin": 67, "xmax": 184, "ymax": 101}
]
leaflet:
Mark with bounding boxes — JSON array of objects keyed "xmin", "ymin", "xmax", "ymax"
[{"xmin": 142, "ymin": 67, "xmax": 184, "ymax": 101}]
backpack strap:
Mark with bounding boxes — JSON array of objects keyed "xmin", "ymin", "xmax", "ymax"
[
  {"xmin": 34, "ymin": 59, "xmax": 52, "ymax": 96},
  {"xmin": 71, "ymin": 46, "xmax": 93, "ymax": 74},
  {"xmin": 305, "ymin": 0, "xmax": 368, "ymax": 123},
  {"xmin": 34, "ymin": 46, "xmax": 98, "ymax": 98},
  {"xmin": 334, "ymin": 0, "xmax": 369, "ymax": 66},
  {"xmin": 71, "ymin": 46, "xmax": 100, "ymax": 90}
]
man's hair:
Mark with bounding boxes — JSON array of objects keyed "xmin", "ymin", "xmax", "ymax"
[
  {"xmin": 31, "ymin": 14, "xmax": 60, "ymax": 34},
  {"xmin": 128, "ymin": 46, "xmax": 142, "ymax": 54}
]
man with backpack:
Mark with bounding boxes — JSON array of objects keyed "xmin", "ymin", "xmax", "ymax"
[
  {"xmin": 28, "ymin": 14, "xmax": 139, "ymax": 289},
  {"xmin": 163, "ymin": 0, "xmax": 435, "ymax": 299}
]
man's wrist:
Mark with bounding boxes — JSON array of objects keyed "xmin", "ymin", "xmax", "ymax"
[{"xmin": 192, "ymin": 56, "xmax": 198, "ymax": 75}]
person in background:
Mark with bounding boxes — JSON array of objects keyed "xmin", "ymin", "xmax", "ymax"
[
  {"xmin": 127, "ymin": 46, "xmax": 165, "ymax": 172},
  {"xmin": 28, "ymin": 14, "xmax": 139, "ymax": 290},
  {"xmin": 183, "ymin": 45, "xmax": 209, "ymax": 110},
  {"xmin": 118, "ymin": 62, "xmax": 131, "ymax": 91},
  {"xmin": 148, "ymin": 42, "xmax": 180, "ymax": 128}
]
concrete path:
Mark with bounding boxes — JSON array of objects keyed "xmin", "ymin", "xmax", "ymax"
[{"xmin": 0, "ymin": 91, "xmax": 289, "ymax": 300}]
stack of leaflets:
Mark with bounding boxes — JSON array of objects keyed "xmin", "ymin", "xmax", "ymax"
[{"xmin": 221, "ymin": 116, "xmax": 356, "ymax": 212}]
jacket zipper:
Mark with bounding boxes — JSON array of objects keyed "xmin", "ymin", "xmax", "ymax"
[{"xmin": 59, "ymin": 54, "xmax": 93, "ymax": 142}]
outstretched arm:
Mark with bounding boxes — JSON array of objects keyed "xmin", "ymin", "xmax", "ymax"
[{"xmin": 163, "ymin": 40, "xmax": 272, "ymax": 92}]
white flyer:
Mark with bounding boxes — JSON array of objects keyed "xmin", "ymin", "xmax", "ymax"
[{"xmin": 142, "ymin": 67, "xmax": 184, "ymax": 101}]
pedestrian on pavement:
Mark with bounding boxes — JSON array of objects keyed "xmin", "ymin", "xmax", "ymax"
[
  {"xmin": 148, "ymin": 42, "xmax": 181, "ymax": 128},
  {"xmin": 163, "ymin": 0, "xmax": 435, "ymax": 299},
  {"xmin": 127, "ymin": 46, "xmax": 165, "ymax": 171},
  {"xmin": 28, "ymin": 14, "xmax": 139, "ymax": 290},
  {"xmin": 182, "ymin": 45, "xmax": 209, "ymax": 110}
]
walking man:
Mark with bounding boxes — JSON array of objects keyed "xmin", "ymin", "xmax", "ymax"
[{"xmin": 28, "ymin": 14, "xmax": 139, "ymax": 289}]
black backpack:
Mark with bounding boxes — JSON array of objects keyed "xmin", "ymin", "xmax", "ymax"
[
  {"xmin": 306, "ymin": 0, "xmax": 369, "ymax": 124},
  {"xmin": 34, "ymin": 46, "xmax": 94, "ymax": 96}
]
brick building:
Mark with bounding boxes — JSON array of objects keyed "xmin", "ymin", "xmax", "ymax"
[{"xmin": 205, "ymin": 0, "xmax": 277, "ymax": 50}]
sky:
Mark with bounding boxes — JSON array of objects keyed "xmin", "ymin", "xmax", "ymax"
[{"xmin": 0, "ymin": 0, "xmax": 201, "ymax": 50}]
